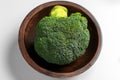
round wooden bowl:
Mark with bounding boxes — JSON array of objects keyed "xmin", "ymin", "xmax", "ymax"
[{"xmin": 18, "ymin": 1, "xmax": 102, "ymax": 78}]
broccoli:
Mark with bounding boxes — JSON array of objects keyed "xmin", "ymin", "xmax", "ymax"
[{"xmin": 34, "ymin": 5, "xmax": 90, "ymax": 65}]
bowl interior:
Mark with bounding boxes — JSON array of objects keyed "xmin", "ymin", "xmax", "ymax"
[{"xmin": 23, "ymin": 2, "xmax": 99, "ymax": 73}]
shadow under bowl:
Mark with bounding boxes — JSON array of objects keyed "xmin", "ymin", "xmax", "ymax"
[{"xmin": 18, "ymin": 1, "xmax": 102, "ymax": 78}]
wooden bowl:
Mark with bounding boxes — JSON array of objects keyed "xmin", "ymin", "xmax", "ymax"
[{"xmin": 18, "ymin": 1, "xmax": 102, "ymax": 78}]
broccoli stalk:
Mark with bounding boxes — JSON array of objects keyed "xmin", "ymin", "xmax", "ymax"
[{"xmin": 34, "ymin": 5, "xmax": 90, "ymax": 65}]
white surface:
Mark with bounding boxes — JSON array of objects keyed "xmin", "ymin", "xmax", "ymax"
[{"xmin": 0, "ymin": 0, "xmax": 120, "ymax": 80}]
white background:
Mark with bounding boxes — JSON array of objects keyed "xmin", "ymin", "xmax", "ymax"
[{"xmin": 0, "ymin": 0, "xmax": 120, "ymax": 80}]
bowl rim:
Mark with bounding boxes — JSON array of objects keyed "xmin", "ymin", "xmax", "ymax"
[{"xmin": 18, "ymin": 1, "xmax": 102, "ymax": 78}]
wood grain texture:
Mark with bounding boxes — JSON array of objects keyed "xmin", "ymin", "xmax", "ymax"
[{"xmin": 18, "ymin": 1, "xmax": 102, "ymax": 78}]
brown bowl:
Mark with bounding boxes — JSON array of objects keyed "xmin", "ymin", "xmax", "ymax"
[{"xmin": 18, "ymin": 1, "xmax": 102, "ymax": 78}]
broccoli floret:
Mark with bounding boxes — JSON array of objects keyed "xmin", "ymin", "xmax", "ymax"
[{"xmin": 34, "ymin": 6, "xmax": 90, "ymax": 65}]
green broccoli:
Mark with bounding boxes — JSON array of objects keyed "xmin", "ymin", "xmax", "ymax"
[{"xmin": 34, "ymin": 5, "xmax": 90, "ymax": 65}]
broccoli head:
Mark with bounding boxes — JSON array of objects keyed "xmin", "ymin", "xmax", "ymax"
[{"xmin": 34, "ymin": 6, "xmax": 90, "ymax": 65}]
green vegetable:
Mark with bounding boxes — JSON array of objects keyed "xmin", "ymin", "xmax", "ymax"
[{"xmin": 34, "ymin": 5, "xmax": 90, "ymax": 65}]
